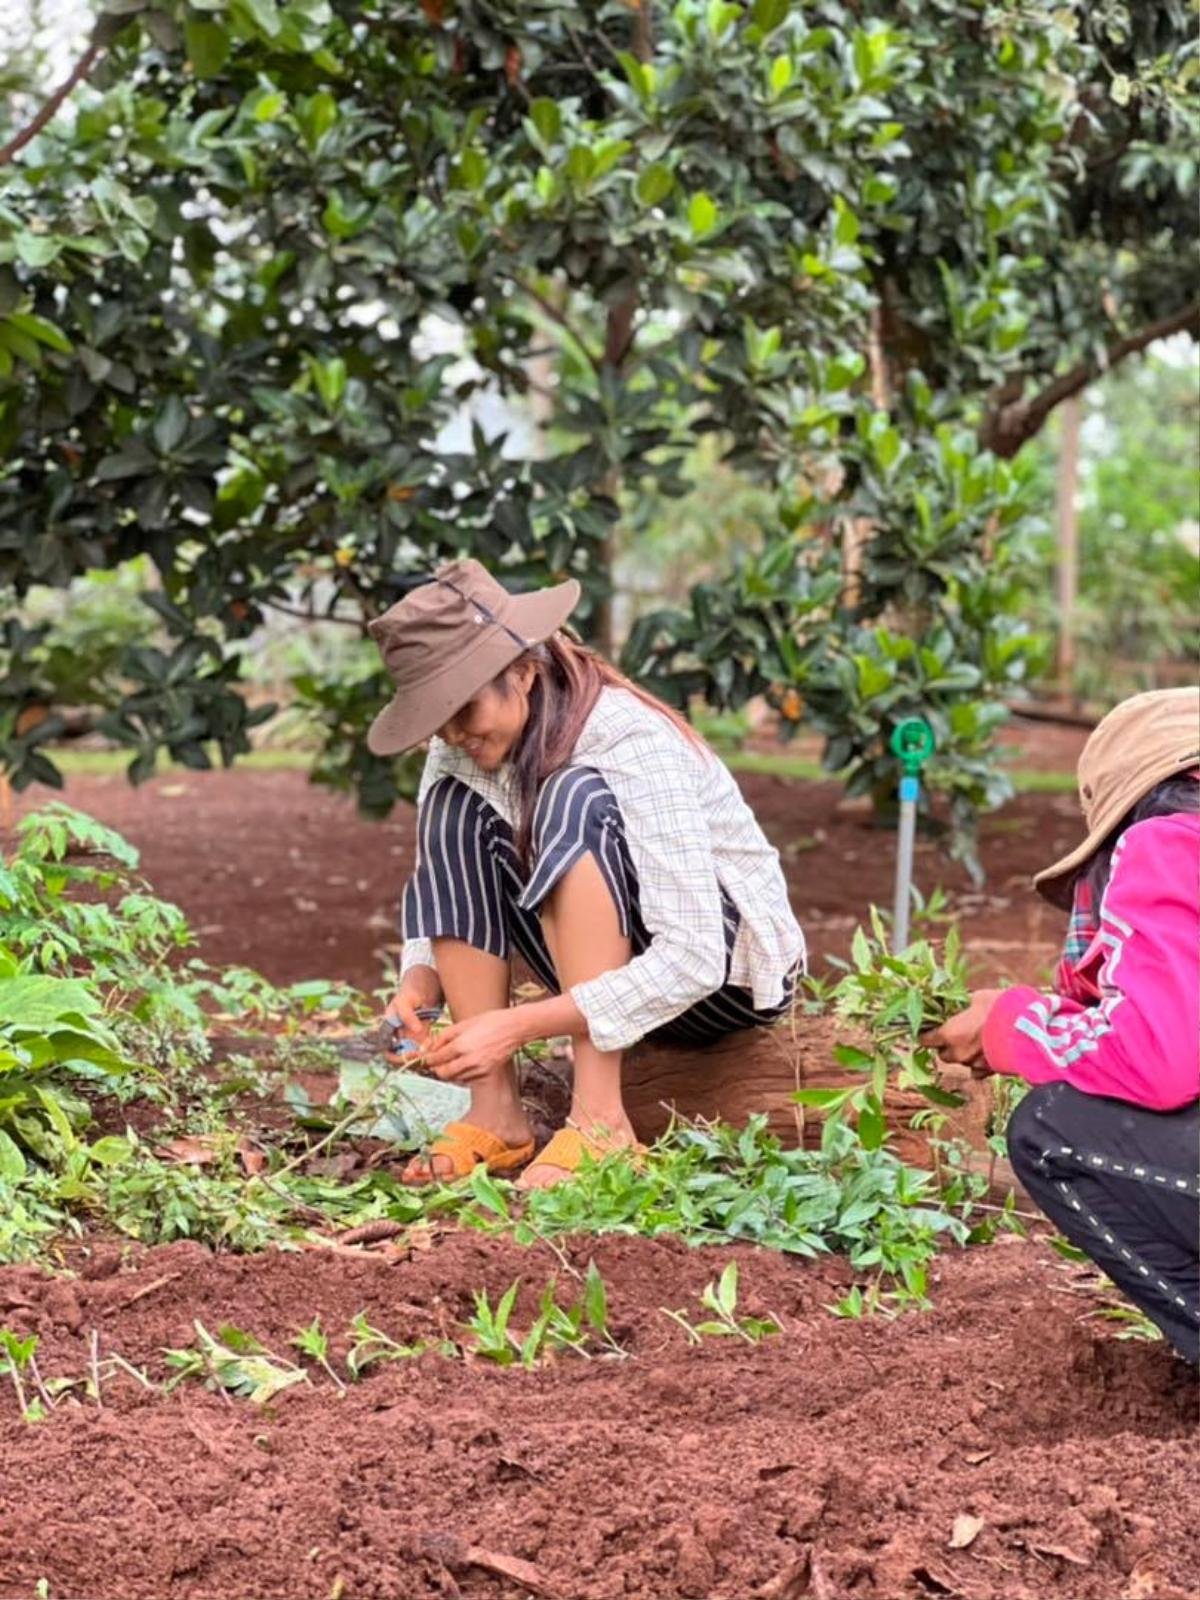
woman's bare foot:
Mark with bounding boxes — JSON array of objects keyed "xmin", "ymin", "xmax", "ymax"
[{"xmin": 516, "ymin": 1112, "xmax": 638, "ymax": 1190}]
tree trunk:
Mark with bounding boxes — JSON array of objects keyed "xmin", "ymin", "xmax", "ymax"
[
  {"xmin": 1054, "ymin": 395, "xmax": 1082, "ymax": 697},
  {"xmin": 622, "ymin": 1015, "xmax": 996, "ymax": 1172}
]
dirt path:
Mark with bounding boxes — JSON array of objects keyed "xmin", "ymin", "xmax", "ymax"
[
  {"xmin": 10, "ymin": 734, "xmax": 1088, "ymax": 995},
  {"xmin": 0, "ymin": 1230, "xmax": 1193, "ymax": 1600}
]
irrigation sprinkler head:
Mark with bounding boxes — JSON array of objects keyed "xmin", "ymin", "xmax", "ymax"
[{"xmin": 890, "ymin": 717, "xmax": 936, "ymax": 780}]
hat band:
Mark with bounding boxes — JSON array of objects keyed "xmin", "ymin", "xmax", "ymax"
[{"xmin": 434, "ymin": 574, "xmax": 532, "ymax": 653}]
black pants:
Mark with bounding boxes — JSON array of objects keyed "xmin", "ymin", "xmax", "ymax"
[
  {"xmin": 1008, "ymin": 1082, "xmax": 1200, "ymax": 1362},
  {"xmin": 403, "ymin": 769, "xmax": 793, "ymax": 1047}
]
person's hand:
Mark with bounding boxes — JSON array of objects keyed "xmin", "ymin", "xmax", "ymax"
[
  {"xmin": 922, "ymin": 988, "xmax": 1003, "ymax": 1074},
  {"xmin": 382, "ymin": 966, "xmax": 442, "ymax": 1065},
  {"xmin": 424, "ymin": 1009, "xmax": 524, "ymax": 1083}
]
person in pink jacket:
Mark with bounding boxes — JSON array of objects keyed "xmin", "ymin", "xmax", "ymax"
[{"xmin": 929, "ymin": 688, "xmax": 1199, "ymax": 1362}]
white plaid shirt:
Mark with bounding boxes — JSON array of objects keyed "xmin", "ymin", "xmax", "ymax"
[{"xmin": 400, "ymin": 686, "xmax": 806, "ymax": 1051}]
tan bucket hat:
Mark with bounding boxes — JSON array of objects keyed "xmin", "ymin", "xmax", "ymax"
[
  {"xmin": 1033, "ymin": 686, "xmax": 1200, "ymax": 908},
  {"xmin": 366, "ymin": 558, "xmax": 580, "ymax": 756}
]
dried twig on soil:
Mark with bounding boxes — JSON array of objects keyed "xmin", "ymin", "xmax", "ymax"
[
  {"xmin": 89, "ymin": 1328, "xmax": 102, "ymax": 1408},
  {"xmin": 119, "ymin": 1272, "xmax": 183, "ymax": 1309},
  {"xmin": 755, "ymin": 1548, "xmax": 811, "ymax": 1600},
  {"xmin": 334, "ymin": 1219, "xmax": 408, "ymax": 1247},
  {"xmin": 416, "ymin": 1532, "xmax": 564, "ymax": 1600}
]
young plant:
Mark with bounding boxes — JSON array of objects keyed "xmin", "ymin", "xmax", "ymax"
[
  {"xmin": 291, "ymin": 1315, "xmax": 345, "ymax": 1392},
  {"xmin": 344, "ymin": 1313, "xmax": 431, "ymax": 1379},
  {"xmin": 662, "ymin": 1262, "xmax": 782, "ymax": 1346},
  {"xmin": 519, "ymin": 1260, "xmax": 621, "ymax": 1366},
  {"xmin": 794, "ymin": 907, "xmax": 971, "ymax": 1151},
  {"xmin": 0, "ymin": 1327, "xmax": 43, "ymax": 1422},
  {"xmin": 463, "ymin": 1265, "xmax": 621, "ymax": 1369},
  {"xmin": 464, "ymin": 1280, "xmax": 523, "ymax": 1367},
  {"xmin": 163, "ymin": 1321, "xmax": 308, "ymax": 1405}
]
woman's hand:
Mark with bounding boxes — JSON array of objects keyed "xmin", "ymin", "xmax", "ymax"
[
  {"xmin": 382, "ymin": 966, "xmax": 442, "ymax": 1065},
  {"xmin": 424, "ymin": 1009, "xmax": 523, "ymax": 1083},
  {"xmin": 922, "ymin": 988, "xmax": 1003, "ymax": 1074}
]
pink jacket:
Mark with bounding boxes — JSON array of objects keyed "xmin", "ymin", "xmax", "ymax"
[{"xmin": 982, "ymin": 813, "xmax": 1200, "ymax": 1110}]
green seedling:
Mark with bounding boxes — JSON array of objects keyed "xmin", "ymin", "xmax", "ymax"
[
  {"xmin": 464, "ymin": 1264, "xmax": 622, "ymax": 1369},
  {"xmin": 1090, "ymin": 1303, "xmax": 1164, "ymax": 1344},
  {"xmin": 465, "ymin": 1280, "xmax": 523, "ymax": 1367},
  {"xmin": 164, "ymin": 1321, "xmax": 308, "ymax": 1405},
  {"xmin": 518, "ymin": 1260, "xmax": 621, "ymax": 1366},
  {"xmin": 344, "ymin": 1313, "xmax": 432, "ymax": 1379},
  {"xmin": 291, "ymin": 1315, "xmax": 346, "ymax": 1392},
  {"xmin": 662, "ymin": 1262, "xmax": 782, "ymax": 1345},
  {"xmin": 0, "ymin": 1327, "xmax": 46, "ymax": 1422},
  {"xmin": 795, "ymin": 908, "xmax": 971, "ymax": 1153}
]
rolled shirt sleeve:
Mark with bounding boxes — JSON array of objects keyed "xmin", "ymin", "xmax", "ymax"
[{"xmin": 569, "ymin": 732, "xmax": 730, "ymax": 1053}]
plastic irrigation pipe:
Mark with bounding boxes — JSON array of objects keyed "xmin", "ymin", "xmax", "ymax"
[
  {"xmin": 889, "ymin": 718, "xmax": 935, "ymax": 954},
  {"xmin": 892, "ymin": 772, "xmax": 918, "ymax": 953}
]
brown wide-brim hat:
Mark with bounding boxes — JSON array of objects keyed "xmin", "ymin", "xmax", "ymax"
[
  {"xmin": 1033, "ymin": 686, "xmax": 1200, "ymax": 909},
  {"xmin": 366, "ymin": 558, "xmax": 580, "ymax": 757}
]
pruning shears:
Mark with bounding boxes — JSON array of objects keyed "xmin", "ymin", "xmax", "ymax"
[{"xmin": 381, "ymin": 1007, "xmax": 442, "ymax": 1058}]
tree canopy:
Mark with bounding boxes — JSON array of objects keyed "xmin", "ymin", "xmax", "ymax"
[{"xmin": 1, "ymin": 0, "xmax": 1196, "ymax": 851}]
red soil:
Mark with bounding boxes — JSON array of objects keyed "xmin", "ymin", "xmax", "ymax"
[
  {"xmin": 9, "ymin": 718, "xmax": 1090, "ymax": 997},
  {"xmin": 0, "ymin": 1231, "xmax": 1194, "ymax": 1600}
]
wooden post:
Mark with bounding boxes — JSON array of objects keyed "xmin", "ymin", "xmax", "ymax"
[{"xmin": 1055, "ymin": 394, "xmax": 1082, "ymax": 695}]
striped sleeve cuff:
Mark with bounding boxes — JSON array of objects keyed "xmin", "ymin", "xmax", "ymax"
[{"xmin": 981, "ymin": 985, "xmax": 1042, "ymax": 1078}]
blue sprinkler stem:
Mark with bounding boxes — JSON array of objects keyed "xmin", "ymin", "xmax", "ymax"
[{"xmin": 892, "ymin": 774, "xmax": 920, "ymax": 952}]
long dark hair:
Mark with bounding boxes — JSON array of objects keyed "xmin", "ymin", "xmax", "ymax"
[
  {"xmin": 1079, "ymin": 771, "xmax": 1200, "ymax": 906},
  {"xmin": 498, "ymin": 632, "xmax": 707, "ymax": 861}
]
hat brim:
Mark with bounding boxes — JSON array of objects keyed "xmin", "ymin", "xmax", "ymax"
[
  {"xmin": 1033, "ymin": 747, "xmax": 1200, "ymax": 909},
  {"xmin": 366, "ymin": 578, "xmax": 580, "ymax": 757}
]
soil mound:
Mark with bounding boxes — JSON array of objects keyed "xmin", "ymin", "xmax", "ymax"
[{"xmin": 0, "ymin": 1232, "xmax": 1194, "ymax": 1600}]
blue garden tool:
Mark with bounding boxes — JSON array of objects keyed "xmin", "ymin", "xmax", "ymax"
[{"xmin": 889, "ymin": 717, "xmax": 935, "ymax": 952}]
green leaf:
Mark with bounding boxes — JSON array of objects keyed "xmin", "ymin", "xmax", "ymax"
[
  {"xmin": 232, "ymin": 0, "xmax": 281, "ymax": 40},
  {"xmin": 153, "ymin": 396, "xmax": 189, "ymax": 455},
  {"xmin": 184, "ymin": 17, "xmax": 230, "ymax": 76},
  {"xmin": 0, "ymin": 975, "xmax": 101, "ymax": 1027},
  {"xmin": 753, "ymin": 0, "xmax": 791, "ymax": 31},
  {"xmin": 457, "ymin": 148, "xmax": 487, "ymax": 190},
  {"xmin": 298, "ymin": 90, "xmax": 337, "ymax": 149},
  {"xmin": 769, "ymin": 56, "xmax": 794, "ymax": 95},
  {"xmin": 529, "ymin": 98, "xmax": 561, "ymax": 144},
  {"xmin": 7, "ymin": 313, "xmax": 73, "ymax": 354},
  {"xmin": 856, "ymin": 1099, "xmax": 887, "ymax": 1151},
  {"xmin": 635, "ymin": 163, "xmax": 674, "ymax": 207},
  {"xmin": 687, "ymin": 191, "xmax": 719, "ymax": 238},
  {"xmin": 87, "ymin": 1136, "xmax": 134, "ymax": 1167},
  {"xmin": 792, "ymin": 1087, "xmax": 854, "ymax": 1107},
  {"xmin": 0, "ymin": 1128, "xmax": 25, "ymax": 1182}
]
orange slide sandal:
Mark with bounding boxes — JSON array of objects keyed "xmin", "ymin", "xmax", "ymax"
[{"xmin": 401, "ymin": 1121, "xmax": 535, "ymax": 1186}]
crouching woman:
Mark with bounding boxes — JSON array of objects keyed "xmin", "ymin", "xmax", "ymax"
[
  {"xmin": 928, "ymin": 689, "xmax": 1199, "ymax": 1363},
  {"xmin": 367, "ymin": 560, "xmax": 806, "ymax": 1190}
]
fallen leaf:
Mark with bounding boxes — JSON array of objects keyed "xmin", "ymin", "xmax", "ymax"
[
  {"xmin": 236, "ymin": 1138, "xmax": 266, "ymax": 1176},
  {"xmin": 963, "ymin": 1450, "xmax": 993, "ymax": 1465},
  {"xmin": 949, "ymin": 1513, "xmax": 984, "ymax": 1550},
  {"xmin": 155, "ymin": 1135, "xmax": 219, "ymax": 1166}
]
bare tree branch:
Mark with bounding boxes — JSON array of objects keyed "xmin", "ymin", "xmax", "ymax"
[
  {"xmin": 0, "ymin": 35, "xmax": 106, "ymax": 167},
  {"xmin": 513, "ymin": 277, "xmax": 601, "ymax": 372},
  {"xmin": 981, "ymin": 299, "xmax": 1200, "ymax": 457}
]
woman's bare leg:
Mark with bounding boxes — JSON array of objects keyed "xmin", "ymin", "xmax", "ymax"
[
  {"xmin": 403, "ymin": 941, "xmax": 533, "ymax": 1181},
  {"xmin": 520, "ymin": 852, "xmax": 635, "ymax": 1189}
]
